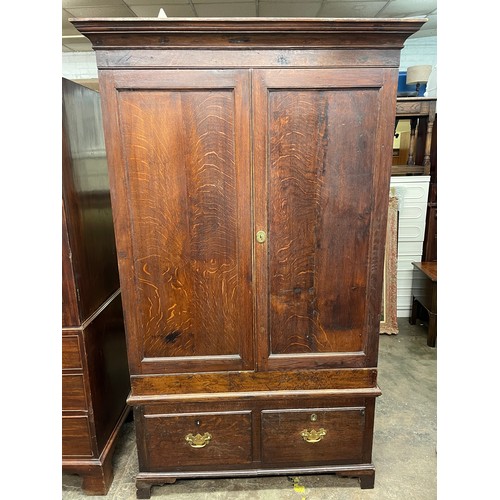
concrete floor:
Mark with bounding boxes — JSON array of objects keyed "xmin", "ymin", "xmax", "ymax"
[{"xmin": 62, "ymin": 318, "xmax": 437, "ymax": 499}]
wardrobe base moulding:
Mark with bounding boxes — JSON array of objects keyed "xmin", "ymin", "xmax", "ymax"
[{"xmin": 135, "ymin": 467, "xmax": 376, "ymax": 499}]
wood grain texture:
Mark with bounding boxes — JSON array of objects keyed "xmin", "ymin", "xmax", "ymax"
[
  {"xmin": 62, "ymin": 374, "xmax": 87, "ymax": 411},
  {"xmin": 252, "ymin": 68, "xmax": 388, "ymax": 371},
  {"xmin": 71, "ymin": 17, "xmax": 427, "ymax": 52},
  {"xmin": 95, "ymin": 48, "xmax": 401, "ymax": 71},
  {"xmin": 62, "ymin": 416, "xmax": 93, "ymax": 457},
  {"xmin": 62, "ymin": 79, "xmax": 130, "ymax": 494},
  {"xmin": 261, "ymin": 407, "xmax": 365, "ymax": 465},
  {"xmin": 62, "ymin": 78, "xmax": 120, "ymax": 326},
  {"xmin": 129, "ymin": 367, "xmax": 378, "ymax": 400},
  {"xmin": 114, "ymin": 71, "xmax": 253, "ymax": 368},
  {"xmin": 143, "ymin": 411, "xmax": 252, "ymax": 470},
  {"xmin": 69, "ymin": 18, "xmax": 423, "ymax": 493},
  {"xmin": 62, "ymin": 335, "xmax": 82, "ymax": 371},
  {"xmin": 268, "ymin": 88, "xmax": 377, "ymax": 355}
]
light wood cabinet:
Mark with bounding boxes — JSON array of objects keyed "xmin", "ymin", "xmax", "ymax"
[{"xmin": 71, "ymin": 17, "xmax": 424, "ymax": 498}]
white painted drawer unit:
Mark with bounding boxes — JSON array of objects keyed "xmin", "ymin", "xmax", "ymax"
[{"xmin": 390, "ymin": 176, "xmax": 430, "ymax": 317}]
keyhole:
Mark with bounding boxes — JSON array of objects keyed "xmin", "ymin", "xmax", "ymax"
[{"xmin": 256, "ymin": 230, "xmax": 266, "ymax": 243}]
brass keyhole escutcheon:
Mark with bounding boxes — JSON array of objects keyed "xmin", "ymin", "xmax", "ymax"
[
  {"xmin": 256, "ymin": 230, "xmax": 267, "ymax": 243},
  {"xmin": 311, "ymin": 414, "xmax": 318, "ymax": 422}
]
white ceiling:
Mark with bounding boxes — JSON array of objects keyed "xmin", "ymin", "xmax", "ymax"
[{"xmin": 62, "ymin": 0, "xmax": 437, "ymax": 52}]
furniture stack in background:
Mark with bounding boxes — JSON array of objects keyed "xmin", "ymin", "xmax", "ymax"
[
  {"xmin": 62, "ymin": 78, "xmax": 130, "ymax": 495},
  {"xmin": 390, "ymin": 176, "xmax": 431, "ymax": 318}
]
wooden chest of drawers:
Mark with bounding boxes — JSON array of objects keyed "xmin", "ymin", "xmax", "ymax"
[
  {"xmin": 71, "ymin": 17, "xmax": 425, "ymax": 498},
  {"xmin": 62, "ymin": 78, "xmax": 131, "ymax": 495}
]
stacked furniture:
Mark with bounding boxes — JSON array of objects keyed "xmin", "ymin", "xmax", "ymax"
[
  {"xmin": 71, "ymin": 17, "xmax": 425, "ymax": 498},
  {"xmin": 390, "ymin": 176, "xmax": 431, "ymax": 318},
  {"xmin": 62, "ymin": 78, "xmax": 130, "ymax": 495},
  {"xmin": 392, "ymin": 97, "xmax": 437, "ymax": 176}
]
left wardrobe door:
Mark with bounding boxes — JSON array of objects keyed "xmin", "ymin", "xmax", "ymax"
[{"xmin": 99, "ymin": 69, "xmax": 255, "ymax": 376}]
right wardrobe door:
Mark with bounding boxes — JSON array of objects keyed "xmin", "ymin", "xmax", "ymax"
[{"xmin": 252, "ymin": 68, "xmax": 397, "ymax": 373}]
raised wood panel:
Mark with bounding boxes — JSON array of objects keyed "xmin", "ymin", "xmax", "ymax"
[
  {"xmin": 110, "ymin": 70, "xmax": 253, "ymax": 374},
  {"xmin": 62, "ymin": 374, "xmax": 87, "ymax": 411},
  {"xmin": 62, "ymin": 78, "xmax": 120, "ymax": 325},
  {"xmin": 267, "ymin": 88, "xmax": 377, "ymax": 355},
  {"xmin": 253, "ymin": 68, "xmax": 395, "ymax": 371},
  {"xmin": 142, "ymin": 411, "xmax": 252, "ymax": 470},
  {"xmin": 261, "ymin": 407, "xmax": 366, "ymax": 465},
  {"xmin": 62, "ymin": 335, "xmax": 82, "ymax": 370},
  {"xmin": 62, "ymin": 416, "xmax": 93, "ymax": 457}
]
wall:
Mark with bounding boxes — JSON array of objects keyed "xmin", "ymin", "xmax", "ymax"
[
  {"xmin": 63, "ymin": 51, "xmax": 97, "ymax": 80},
  {"xmin": 399, "ymin": 36, "xmax": 437, "ymax": 71}
]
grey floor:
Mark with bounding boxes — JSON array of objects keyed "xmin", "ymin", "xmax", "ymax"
[{"xmin": 62, "ymin": 318, "xmax": 437, "ymax": 499}]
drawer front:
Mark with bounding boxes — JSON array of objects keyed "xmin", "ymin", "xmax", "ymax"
[
  {"xmin": 62, "ymin": 374, "xmax": 87, "ymax": 411},
  {"xmin": 62, "ymin": 415, "xmax": 93, "ymax": 457},
  {"xmin": 62, "ymin": 335, "xmax": 82, "ymax": 370},
  {"xmin": 261, "ymin": 407, "xmax": 366, "ymax": 465},
  {"xmin": 142, "ymin": 411, "xmax": 252, "ymax": 470}
]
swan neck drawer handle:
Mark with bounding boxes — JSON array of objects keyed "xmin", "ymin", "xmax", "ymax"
[
  {"xmin": 300, "ymin": 428, "xmax": 327, "ymax": 443},
  {"xmin": 185, "ymin": 432, "xmax": 212, "ymax": 448}
]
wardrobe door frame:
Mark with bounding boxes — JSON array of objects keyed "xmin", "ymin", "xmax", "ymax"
[
  {"xmin": 98, "ymin": 69, "xmax": 255, "ymax": 375},
  {"xmin": 252, "ymin": 68, "xmax": 398, "ymax": 372}
]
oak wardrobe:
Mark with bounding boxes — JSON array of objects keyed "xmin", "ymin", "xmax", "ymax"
[{"xmin": 72, "ymin": 17, "xmax": 424, "ymax": 498}]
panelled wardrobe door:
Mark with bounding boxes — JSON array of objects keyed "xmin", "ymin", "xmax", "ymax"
[
  {"xmin": 98, "ymin": 69, "xmax": 254, "ymax": 376},
  {"xmin": 253, "ymin": 69, "xmax": 397, "ymax": 372}
]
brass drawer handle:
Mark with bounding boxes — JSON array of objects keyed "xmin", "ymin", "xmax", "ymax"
[
  {"xmin": 185, "ymin": 432, "xmax": 212, "ymax": 448},
  {"xmin": 300, "ymin": 428, "xmax": 327, "ymax": 443}
]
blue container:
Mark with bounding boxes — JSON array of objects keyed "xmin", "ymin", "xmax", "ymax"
[{"xmin": 397, "ymin": 71, "xmax": 426, "ymax": 97}]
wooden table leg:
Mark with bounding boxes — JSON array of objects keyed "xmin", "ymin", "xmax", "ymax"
[{"xmin": 409, "ymin": 296, "xmax": 418, "ymax": 325}]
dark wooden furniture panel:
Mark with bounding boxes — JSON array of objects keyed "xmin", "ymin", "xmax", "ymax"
[
  {"xmin": 142, "ymin": 411, "xmax": 253, "ymax": 470},
  {"xmin": 62, "ymin": 79, "xmax": 120, "ymax": 327},
  {"xmin": 71, "ymin": 17, "xmax": 425, "ymax": 498},
  {"xmin": 62, "ymin": 416, "xmax": 93, "ymax": 457},
  {"xmin": 253, "ymin": 68, "xmax": 395, "ymax": 372},
  {"xmin": 409, "ymin": 261, "xmax": 437, "ymax": 347},
  {"xmin": 422, "ymin": 114, "xmax": 437, "ymax": 262},
  {"xmin": 62, "ymin": 335, "xmax": 83, "ymax": 370},
  {"xmin": 108, "ymin": 70, "xmax": 253, "ymax": 375},
  {"xmin": 261, "ymin": 407, "xmax": 366, "ymax": 465},
  {"xmin": 62, "ymin": 78, "xmax": 130, "ymax": 495}
]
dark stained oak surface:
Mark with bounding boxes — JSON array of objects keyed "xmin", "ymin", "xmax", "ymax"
[
  {"xmin": 413, "ymin": 261, "xmax": 437, "ymax": 282},
  {"xmin": 71, "ymin": 17, "xmax": 425, "ymax": 496},
  {"xmin": 62, "ymin": 78, "xmax": 119, "ymax": 326},
  {"xmin": 62, "ymin": 78, "xmax": 131, "ymax": 495},
  {"xmin": 109, "ymin": 70, "xmax": 253, "ymax": 373}
]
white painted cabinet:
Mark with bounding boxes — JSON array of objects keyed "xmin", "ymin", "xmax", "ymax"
[{"xmin": 390, "ymin": 176, "xmax": 430, "ymax": 317}]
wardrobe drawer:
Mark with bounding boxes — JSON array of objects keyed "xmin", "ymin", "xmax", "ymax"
[
  {"xmin": 62, "ymin": 374, "xmax": 87, "ymax": 411},
  {"xmin": 142, "ymin": 410, "xmax": 252, "ymax": 469},
  {"xmin": 62, "ymin": 415, "xmax": 93, "ymax": 457},
  {"xmin": 261, "ymin": 407, "xmax": 366, "ymax": 465},
  {"xmin": 62, "ymin": 335, "xmax": 82, "ymax": 370}
]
